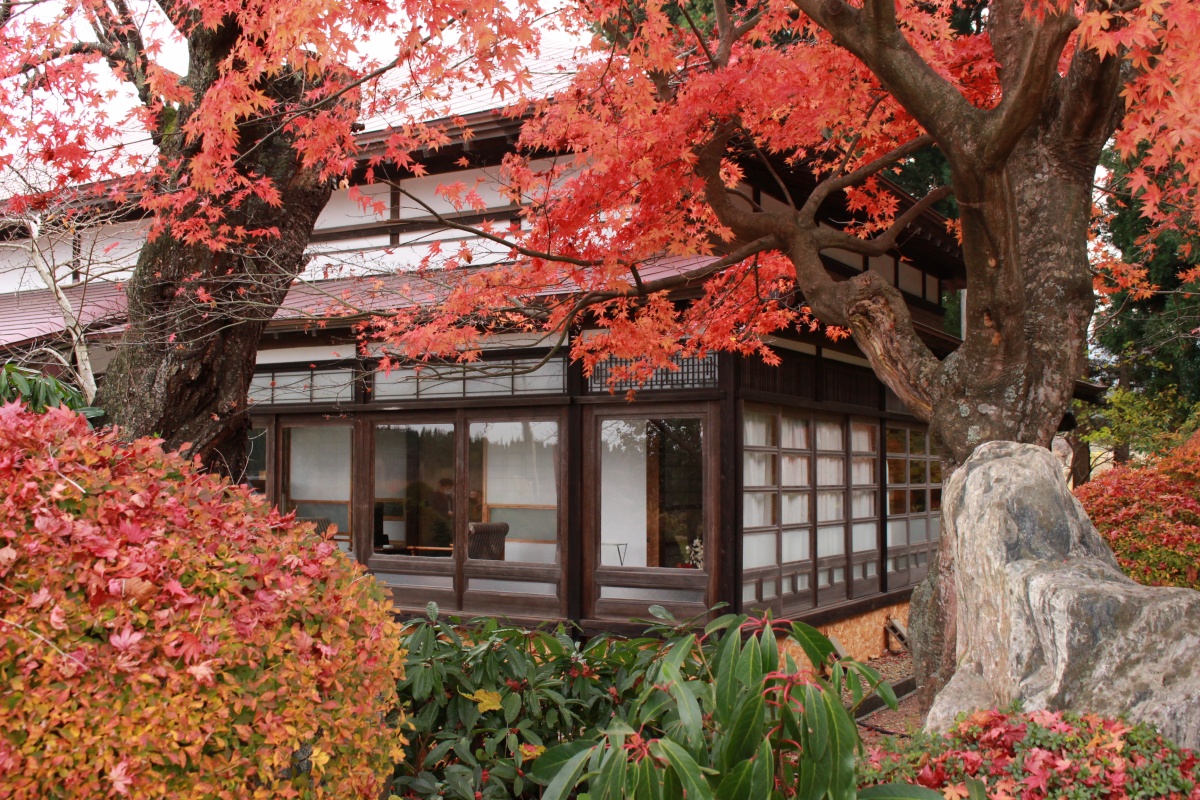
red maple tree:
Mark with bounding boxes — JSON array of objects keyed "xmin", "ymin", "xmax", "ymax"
[
  {"xmin": 369, "ymin": 0, "xmax": 1200, "ymax": 695},
  {"xmin": 0, "ymin": 0, "xmax": 544, "ymax": 469}
]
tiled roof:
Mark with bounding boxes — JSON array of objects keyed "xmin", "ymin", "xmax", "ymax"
[
  {"xmin": 0, "ymin": 280, "xmax": 128, "ymax": 349},
  {"xmin": 0, "ymin": 255, "xmax": 708, "ymax": 349}
]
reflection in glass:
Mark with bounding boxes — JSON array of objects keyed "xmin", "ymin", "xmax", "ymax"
[
  {"xmin": 600, "ymin": 418, "xmax": 704, "ymax": 569},
  {"xmin": 468, "ymin": 421, "xmax": 559, "ymax": 563},
  {"xmin": 283, "ymin": 426, "xmax": 352, "ymax": 551},
  {"xmin": 887, "ymin": 458, "xmax": 907, "ymax": 485},
  {"xmin": 886, "ymin": 427, "xmax": 906, "ymax": 454},
  {"xmin": 909, "ymin": 459, "xmax": 927, "ymax": 484},
  {"xmin": 246, "ymin": 427, "xmax": 268, "ymax": 493},
  {"xmin": 373, "ymin": 424, "xmax": 456, "ymax": 557}
]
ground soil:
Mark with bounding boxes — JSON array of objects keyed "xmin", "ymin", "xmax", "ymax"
[{"xmin": 855, "ymin": 650, "xmax": 925, "ymax": 747}]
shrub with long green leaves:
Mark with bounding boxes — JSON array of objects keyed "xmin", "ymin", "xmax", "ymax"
[{"xmin": 394, "ymin": 605, "xmax": 939, "ymax": 800}]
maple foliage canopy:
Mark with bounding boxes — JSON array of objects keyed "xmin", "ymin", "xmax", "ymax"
[
  {"xmin": 0, "ymin": 0, "xmax": 542, "ymax": 236},
  {"xmin": 368, "ymin": 0, "xmax": 1200, "ymax": 462}
]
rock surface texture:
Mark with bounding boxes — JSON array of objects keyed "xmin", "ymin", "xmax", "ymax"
[{"xmin": 925, "ymin": 441, "xmax": 1200, "ymax": 749}]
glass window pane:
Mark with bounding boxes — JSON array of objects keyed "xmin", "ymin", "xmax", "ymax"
[
  {"xmin": 887, "ymin": 519, "xmax": 907, "ymax": 547},
  {"xmin": 887, "ymin": 458, "xmax": 907, "ymax": 485},
  {"xmin": 818, "ymin": 525, "xmax": 845, "ymax": 557},
  {"xmin": 931, "ymin": 517, "xmax": 941, "ymax": 540},
  {"xmin": 248, "ymin": 374, "xmax": 274, "ymax": 404},
  {"xmin": 419, "ymin": 367, "xmax": 465, "ymax": 397},
  {"xmin": 815, "ymin": 420, "xmax": 843, "ymax": 451},
  {"xmin": 743, "ymin": 492, "xmax": 776, "ymax": 528},
  {"xmin": 782, "ymin": 528, "xmax": 810, "ymax": 562},
  {"xmin": 782, "ymin": 492, "xmax": 810, "ymax": 525},
  {"xmin": 929, "ymin": 460, "xmax": 943, "ymax": 484},
  {"xmin": 817, "ymin": 490, "xmax": 844, "ymax": 522},
  {"xmin": 601, "ymin": 418, "xmax": 705, "ymax": 569},
  {"xmin": 743, "ymin": 452, "xmax": 776, "ymax": 487},
  {"xmin": 742, "ymin": 532, "xmax": 777, "ymax": 569},
  {"xmin": 817, "ymin": 456, "xmax": 844, "ymax": 486},
  {"xmin": 909, "ymin": 459, "xmax": 928, "ymax": 485},
  {"xmin": 761, "ymin": 580, "xmax": 777, "ymax": 600},
  {"xmin": 373, "ymin": 424, "xmax": 456, "ymax": 557},
  {"xmin": 910, "ymin": 489, "xmax": 928, "ymax": 513},
  {"xmin": 513, "ymin": 359, "xmax": 567, "ymax": 394},
  {"xmin": 245, "ymin": 427, "xmax": 268, "ymax": 493},
  {"xmin": 910, "ymin": 517, "xmax": 928, "ymax": 543},
  {"xmin": 851, "ymin": 456, "xmax": 876, "ymax": 486},
  {"xmin": 373, "ymin": 367, "xmax": 418, "ymax": 399},
  {"xmin": 782, "ymin": 416, "xmax": 809, "ymax": 449},
  {"xmin": 284, "ymin": 426, "xmax": 352, "ymax": 552},
  {"xmin": 744, "ymin": 411, "xmax": 777, "ymax": 447},
  {"xmin": 852, "ymin": 522, "xmax": 877, "ymax": 552},
  {"xmin": 886, "ymin": 428, "xmax": 906, "ymax": 454},
  {"xmin": 782, "ymin": 455, "xmax": 810, "ymax": 486},
  {"xmin": 850, "ymin": 422, "xmax": 877, "ymax": 453},
  {"xmin": 309, "ymin": 369, "xmax": 356, "ymax": 403},
  {"xmin": 930, "ymin": 487, "xmax": 942, "ymax": 511},
  {"xmin": 469, "ymin": 421, "xmax": 559, "ymax": 563},
  {"xmin": 888, "ymin": 489, "xmax": 907, "ymax": 515},
  {"xmin": 910, "ymin": 429, "xmax": 928, "ymax": 454},
  {"xmin": 851, "ymin": 489, "xmax": 876, "ymax": 518},
  {"xmin": 831, "ymin": 567, "xmax": 845, "ymax": 584}
]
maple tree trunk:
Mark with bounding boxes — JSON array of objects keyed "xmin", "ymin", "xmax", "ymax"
[
  {"xmin": 97, "ymin": 78, "xmax": 334, "ymax": 477},
  {"xmin": 909, "ymin": 126, "xmax": 1098, "ymax": 708}
]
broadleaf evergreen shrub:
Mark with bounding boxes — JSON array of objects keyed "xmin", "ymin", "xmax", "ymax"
[
  {"xmin": 858, "ymin": 707, "xmax": 1200, "ymax": 800},
  {"xmin": 394, "ymin": 607, "xmax": 935, "ymax": 800},
  {"xmin": 1075, "ymin": 432, "xmax": 1200, "ymax": 590},
  {"xmin": 0, "ymin": 402, "xmax": 405, "ymax": 798}
]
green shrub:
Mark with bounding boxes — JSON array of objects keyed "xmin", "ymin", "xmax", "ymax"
[
  {"xmin": 394, "ymin": 606, "xmax": 937, "ymax": 800},
  {"xmin": 0, "ymin": 402, "xmax": 404, "ymax": 799},
  {"xmin": 858, "ymin": 707, "xmax": 1200, "ymax": 800}
]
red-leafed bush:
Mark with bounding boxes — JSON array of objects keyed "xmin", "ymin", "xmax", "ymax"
[
  {"xmin": 1075, "ymin": 432, "xmax": 1200, "ymax": 590},
  {"xmin": 0, "ymin": 403, "xmax": 404, "ymax": 799},
  {"xmin": 859, "ymin": 707, "xmax": 1200, "ymax": 800}
]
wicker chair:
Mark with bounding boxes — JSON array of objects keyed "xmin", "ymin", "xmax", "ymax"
[{"xmin": 467, "ymin": 521, "xmax": 509, "ymax": 560}]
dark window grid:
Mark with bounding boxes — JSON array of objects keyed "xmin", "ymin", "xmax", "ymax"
[
  {"xmin": 586, "ymin": 352, "xmax": 718, "ymax": 393},
  {"xmin": 741, "ymin": 409, "xmax": 816, "ymax": 611},
  {"xmin": 882, "ymin": 425, "xmax": 942, "ymax": 590}
]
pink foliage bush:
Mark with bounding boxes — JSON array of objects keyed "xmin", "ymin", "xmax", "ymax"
[
  {"xmin": 0, "ymin": 403, "xmax": 404, "ymax": 799},
  {"xmin": 860, "ymin": 707, "xmax": 1200, "ymax": 800}
]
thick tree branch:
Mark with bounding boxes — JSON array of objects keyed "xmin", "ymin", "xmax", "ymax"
[
  {"xmin": 790, "ymin": 0, "xmax": 981, "ymax": 154},
  {"xmin": 695, "ymin": 128, "xmax": 794, "ymax": 243},
  {"xmin": 982, "ymin": 10, "xmax": 1079, "ymax": 166}
]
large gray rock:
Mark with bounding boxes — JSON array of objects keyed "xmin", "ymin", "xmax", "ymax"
[{"xmin": 925, "ymin": 441, "xmax": 1200, "ymax": 748}]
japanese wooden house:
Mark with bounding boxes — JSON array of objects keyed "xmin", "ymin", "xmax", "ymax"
[{"xmin": 0, "ymin": 110, "xmax": 965, "ymax": 645}]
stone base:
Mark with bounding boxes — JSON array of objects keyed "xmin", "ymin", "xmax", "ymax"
[{"xmin": 925, "ymin": 442, "xmax": 1200, "ymax": 749}]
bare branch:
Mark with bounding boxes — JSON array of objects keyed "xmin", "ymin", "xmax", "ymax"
[
  {"xmin": 814, "ymin": 184, "xmax": 953, "ymax": 256},
  {"xmin": 391, "ymin": 184, "xmax": 601, "ymax": 268},
  {"xmin": 800, "ymin": 134, "xmax": 935, "ymax": 220}
]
